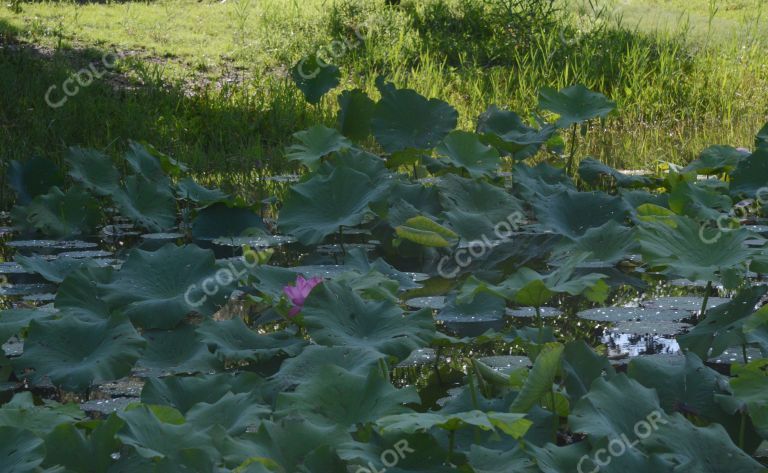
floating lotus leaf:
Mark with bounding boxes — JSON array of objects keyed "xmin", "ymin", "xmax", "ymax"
[
  {"xmin": 15, "ymin": 254, "xmax": 105, "ymax": 284},
  {"xmin": 191, "ymin": 202, "xmax": 266, "ymax": 240}
]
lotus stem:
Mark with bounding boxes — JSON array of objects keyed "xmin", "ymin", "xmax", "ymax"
[
  {"xmin": 699, "ymin": 281, "xmax": 712, "ymax": 318},
  {"xmin": 566, "ymin": 122, "xmax": 578, "ymax": 177},
  {"xmin": 550, "ymin": 390, "xmax": 558, "ymax": 443},
  {"xmin": 742, "ymin": 344, "xmax": 749, "ymax": 365},
  {"xmin": 739, "ymin": 410, "xmax": 746, "ymax": 450}
]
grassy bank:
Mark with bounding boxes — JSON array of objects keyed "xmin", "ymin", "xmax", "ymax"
[{"xmin": 1, "ymin": 0, "xmax": 767, "ymax": 199}]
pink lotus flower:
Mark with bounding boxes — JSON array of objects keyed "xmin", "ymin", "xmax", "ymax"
[{"xmin": 283, "ymin": 275, "xmax": 322, "ymax": 317}]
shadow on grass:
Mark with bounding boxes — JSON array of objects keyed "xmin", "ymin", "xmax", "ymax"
[{"xmin": 0, "ymin": 19, "xmax": 320, "ymax": 187}]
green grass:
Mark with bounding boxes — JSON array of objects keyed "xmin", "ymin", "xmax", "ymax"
[{"xmin": 1, "ymin": 0, "xmax": 767, "ymax": 203}]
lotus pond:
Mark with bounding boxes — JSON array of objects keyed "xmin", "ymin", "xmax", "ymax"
[{"xmin": 2, "ymin": 80, "xmax": 768, "ymax": 472}]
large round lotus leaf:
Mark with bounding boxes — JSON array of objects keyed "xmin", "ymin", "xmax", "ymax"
[
  {"xmin": 123, "ymin": 141, "xmax": 170, "ymax": 183},
  {"xmin": 302, "ymin": 281, "xmax": 435, "ymax": 360},
  {"xmin": 175, "ymin": 178, "xmax": 228, "ymax": 205},
  {"xmin": 65, "ymin": 147, "xmax": 121, "ymax": 196},
  {"xmin": 637, "ymin": 215, "xmax": 753, "ymax": 283},
  {"xmin": 13, "ymin": 186, "xmax": 101, "ymax": 238},
  {"xmin": 8, "ymin": 157, "xmax": 64, "ymax": 205},
  {"xmin": 137, "ymin": 323, "xmax": 223, "ymax": 376},
  {"xmin": 291, "ymin": 55, "xmax": 340, "ymax": 104},
  {"xmin": 0, "ymin": 308, "xmax": 56, "ymax": 345},
  {"xmin": 0, "ymin": 392, "xmax": 85, "ymax": 436},
  {"xmin": 437, "ymin": 174, "xmax": 524, "ymax": 241},
  {"xmin": 14, "ymin": 315, "xmax": 145, "ymax": 392},
  {"xmin": 42, "ymin": 416, "xmax": 122, "ymax": 472},
  {"xmin": 0, "ymin": 426, "xmax": 45, "ymax": 472},
  {"xmin": 276, "ymin": 364, "xmax": 418, "ymax": 428},
  {"xmin": 337, "ymin": 88, "xmax": 375, "ymax": 141},
  {"xmin": 271, "ymin": 345, "xmax": 387, "ymax": 391},
  {"xmin": 196, "ymin": 318, "xmax": 306, "ymax": 363},
  {"xmin": 186, "ymin": 391, "xmax": 271, "ymax": 436},
  {"xmin": 141, "ymin": 372, "xmax": 265, "ymax": 414},
  {"xmin": 99, "ymin": 244, "xmax": 230, "ymax": 329},
  {"xmin": 15, "ymin": 254, "xmax": 104, "ymax": 284},
  {"xmin": 278, "ymin": 166, "xmax": 389, "ymax": 245},
  {"xmin": 641, "ymin": 296, "xmax": 730, "ymax": 312},
  {"xmin": 578, "ymin": 306, "xmax": 688, "ymax": 322},
  {"xmin": 730, "ymin": 147, "xmax": 768, "ymax": 197},
  {"xmin": 578, "ymin": 158, "xmax": 655, "ymax": 188},
  {"xmin": 435, "ymin": 131, "xmax": 501, "ymax": 179},
  {"xmin": 683, "ymin": 145, "xmax": 746, "ymax": 175},
  {"xmin": 556, "ymin": 220, "xmax": 636, "ymax": 265},
  {"xmin": 538, "ymin": 84, "xmax": 616, "ymax": 129},
  {"xmin": 533, "ymin": 190, "xmax": 630, "ymax": 238},
  {"xmin": 116, "ymin": 405, "xmax": 220, "ymax": 470},
  {"xmin": 628, "ymin": 352, "xmax": 728, "ymax": 418},
  {"xmin": 287, "ymin": 125, "xmax": 351, "ymax": 170},
  {"xmin": 191, "ymin": 202, "xmax": 266, "ymax": 240},
  {"xmin": 476, "ymin": 105, "xmax": 555, "ymax": 155},
  {"xmin": 641, "ymin": 413, "xmax": 766, "ymax": 473},
  {"xmin": 113, "ymin": 175, "xmax": 176, "ymax": 232},
  {"xmin": 371, "ymin": 79, "xmax": 457, "ymax": 153},
  {"xmin": 513, "ymin": 162, "xmax": 574, "ymax": 198},
  {"xmin": 677, "ymin": 286, "xmax": 768, "ymax": 360}
]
